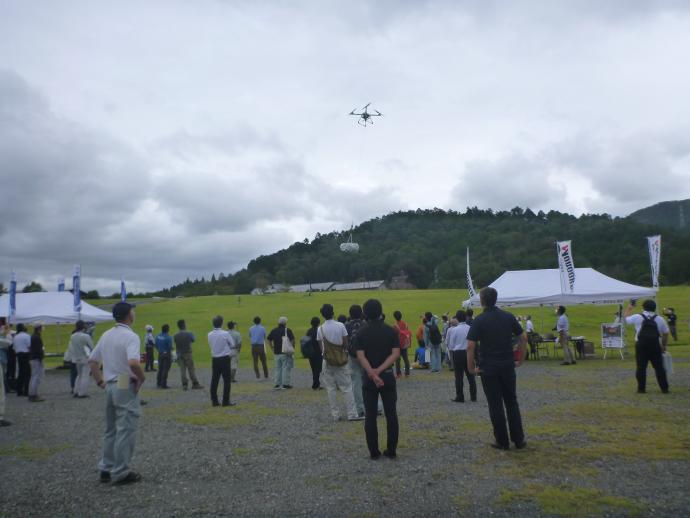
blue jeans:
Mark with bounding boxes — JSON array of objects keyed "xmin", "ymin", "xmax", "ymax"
[
  {"xmin": 274, "ymin": 354, "xmax": 293, "ymax": 386},
  {"xmin": 430, "ymin": 344, "xmax": 442, "ymax": 371},
  {"xmin": 99, "ymin": 382, "xmax": 141, "ymax": 481}
]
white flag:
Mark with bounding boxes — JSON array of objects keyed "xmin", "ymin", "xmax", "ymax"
[
  {"xmin": 466, "ymin": 247, "xmax": 477, "ymax": 298},
  {"xmin": 647, "ymin": 235, "xmax": 661, "ymax": 288},
  {"xmin": 557, "ymin": 240, "xmax": 576, "ymax": 293}
]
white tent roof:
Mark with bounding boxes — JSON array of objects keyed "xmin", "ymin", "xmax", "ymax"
[
  {"xmin": 463, "ymin": 268, "xmax": 657, "ymax": 308},
  {"xmin": 0, "ymin": 292, "xmax": 113, "ymax": 324}
]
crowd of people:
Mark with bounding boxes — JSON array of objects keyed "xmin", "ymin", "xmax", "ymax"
[{"xmin": 0, "ymin": 292, "xmax": 681, "ymax": 485}]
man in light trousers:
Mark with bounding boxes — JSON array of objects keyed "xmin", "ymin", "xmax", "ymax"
[
  {"xmin": 317, "ymin": 304, "xmax": 363, "ymax": 422},
  {"xmin": 89, "ymin": 302, "xmax": 145, "ymax": 485}
]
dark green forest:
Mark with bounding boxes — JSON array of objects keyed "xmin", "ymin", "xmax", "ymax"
[{"xmin": 156, "ymin": 207, "xmax": 690, "ymax": 297}]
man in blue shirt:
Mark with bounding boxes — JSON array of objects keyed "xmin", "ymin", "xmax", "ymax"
[
  {"xmin": 248, "ymin": 316, "xmax": 268, "ymax": 379},
  {"xmin": 155, "ymin": 324, "xmax": 173, "ymax": 389}
]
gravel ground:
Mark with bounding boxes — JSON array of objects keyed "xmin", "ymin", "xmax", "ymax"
[{"xmin": 1, "ymin": 358, "xmax": 689, "ymax": 517}]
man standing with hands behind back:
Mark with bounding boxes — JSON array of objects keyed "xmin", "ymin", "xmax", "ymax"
[
  {"xmin": 88, "ymin": 302, "xmax": 145, "ymax": 485},
  {"xmin": 467, "ymin": 287, "xmax": 527, "ymax": 451}
]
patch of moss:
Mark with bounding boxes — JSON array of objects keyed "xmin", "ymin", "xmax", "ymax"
[
  {"xmin": 0, "ymin": 443, "xmax": 70, "ymax": 460},
  {"xmin": 497, "ymin": 485, "xmax": 644, "ymax": 517},
  {"xmin": 175, "ymin": 402, "xmax": 291, "ymax": 428}
]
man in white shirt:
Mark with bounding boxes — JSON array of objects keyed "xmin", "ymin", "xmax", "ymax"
[
  {"xmin": 624, "ymin": 299, "xmax": 670, "ymax": 394},
  {"xmin": 13, "ymin": 324, "xmax": 31, "ymax": 397},
  {"xmin": 317, "ymin": 304, "xmax": 362, "ymax": 422},
  {"xmin": 88, "ymin": 302, "xmax": 145, "ymax": 485},
  {"xmin": 207, "ymin": 315, "xmax": 236, "ymax": 407},
  {"xmin": 556, "ymin": 306, "xmax": 576, "ymax": 365},
  {"xmin": 446, "ymin": 314, "xmax": 476, "ymax": 403}
]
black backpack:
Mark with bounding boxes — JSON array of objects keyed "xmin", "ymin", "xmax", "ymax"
[
  {"xmin": 637, "ymin": 315, "xmax": 660, "ymax": 348},
  {"xmin": 428, "ymin": 322, "xmax": 442, "ymax": 345},
  {"xmin": 346, "ymin": 319, "xmax": 364, "ymax": 357}
]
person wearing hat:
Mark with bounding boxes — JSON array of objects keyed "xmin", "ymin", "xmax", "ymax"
[
  {"xmin": 267, "ymin": 317, "xmax": 295, "ymax": 390},
  {"xmin": 88, "ymin": 301, "xmax": 145, "ymax": 485},
  {"xmin": 227, "ymin": 321, "xmax": 242, "ymax": 383},
  {"xmin": 144, "ymin": 324, "xmax": 156, "ymax": 372}
]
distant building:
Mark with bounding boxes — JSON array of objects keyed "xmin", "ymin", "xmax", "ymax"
[
  {"xmin": 264, "ymin": 284, "xmax": 287, "ymax": 294},
  {"xmin": 330, "ymin": 280, "xmax": 386, "ymax": 291},
  {"xmin": 389, "ymin": 272, "xmax": 416, "ymax": 290},
  {"xmin": 289, "ymin": 282, "xmax": 334, "ymax": 293},
  {"xmin": 250, "ymin": 288, "xmax": 264, "ymax": 296}
]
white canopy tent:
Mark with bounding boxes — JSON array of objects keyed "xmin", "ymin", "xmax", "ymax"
[
  {"xmin": 0, "ymin": 292, "xmax": 113, "ymax": 324},
  {"xmin": 463, "ymin": 268, "xmax": 657, "ymax": 308}
]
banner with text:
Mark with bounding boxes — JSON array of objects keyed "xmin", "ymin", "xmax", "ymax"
[
  {"xmin": 557, "ymin": 240, "xmax": 576, "ymax": 293},
  {"xmin": 466, "ymin": 247, "xmax": 477, "ymax": 299},
  {"xmin": 647, "ymin": 235, "xmax": 661, "ymax": 288}
]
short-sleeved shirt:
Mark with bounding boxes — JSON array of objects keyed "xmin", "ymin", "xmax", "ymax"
[
  {"xmin": 89, "ymin": 324, "xmax": 141, "ymax": 382},
  {"xmin": 625, "ymin": 312, "xmax": 669, "ymax": 340},
  {"xmin": 556, "ymin": 314, "xmax": 569, "ymax": 334},
  {"xmin": 12, "ymin": 332, "xmax": 31, "ymax": 354},
  {"xmin": 446, "ymin": 323, "xmax": 470, "ymax": 351},
  {"xmin": 249, "ymin": 324, "xmax": 266, "ymax": 345},
  {"xmin": 467, "ymin": 307, "xmax": 523, "ymax": 364},
  {"xmin": 356, "ymin": 320, "xmax": 399, "ymax": 369},
  {"xmin": 267, "ymin": 325, "xmax": 294, "ymax": 354},
  {"xmin": 174, "ymin": 331, "xmax": 195, "ymax": 355},
  {"xmin": 155, "ymin": 333, "xmax": 173, "ymax": 354},
  {"xmin": 317, "ymin": 319, "xmax": 348, "ymax": 346},
  {"xmin": 525, "ymin": 320, "xmax": 535, "ymax": 333}
]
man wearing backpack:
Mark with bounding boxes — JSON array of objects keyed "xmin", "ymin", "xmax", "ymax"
[
  {"xmin": 345, "ymin": 305, "xmax": 366, "ymax": 417},
  {"xmin": 625, "ymin": 299, "xmax": 670, "ymax": 394},
  {"xmin": 317, "ymin": 304, "xmax": 362, "ymax": 422},
  {"xmin": 424, "ymin": 312, "xmax": 443, "ymax": 373}
]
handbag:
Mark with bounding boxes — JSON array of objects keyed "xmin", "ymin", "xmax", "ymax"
[
  {"xmin": 424, "ymin": 348, "xmax": 431, "ymax": 364},
  {"xmin": 321, "ymin": 326, "xmax": 348, "ymax": 367},
  {"xmin": 281, "ymin": 328, "xmax": 295, "ymax": 355},
  {"xmin": 662, "ymin": 351, "xmax": 673, "ymax": 375}
]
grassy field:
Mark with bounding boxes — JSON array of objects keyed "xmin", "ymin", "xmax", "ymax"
[{"xmin": 40, "ymin": 286, "xmax": 689, "ymax": 367}]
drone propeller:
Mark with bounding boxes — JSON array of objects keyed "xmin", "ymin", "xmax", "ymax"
[
  {"xmin": 374, "ymin": 110, "xmax": 383, "ymax": 116},
  {"xmin": 363, "ymin": 102, "xmax": 371, "ymax": 110}
]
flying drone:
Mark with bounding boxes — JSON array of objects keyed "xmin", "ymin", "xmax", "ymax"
[
  {"xmin": 339, "ymin": 225, "xmax": 360, "ymax": 253},
  {"xmin": 349, "ymin": 102, "xmax": 383, "ymax": 126}
]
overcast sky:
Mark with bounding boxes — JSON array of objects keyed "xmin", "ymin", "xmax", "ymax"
[{"xmin": 2, "ymin": 1, "xmax": 690, "ymax": 293}]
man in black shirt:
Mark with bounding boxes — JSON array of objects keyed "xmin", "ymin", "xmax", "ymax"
[
  {"xmin": 467, "ymin": 287, "xmax": 526, "ymax": 450},
  {"xmin": 356, "ymin": 299, "xmax": 400, "ymax": 459}
]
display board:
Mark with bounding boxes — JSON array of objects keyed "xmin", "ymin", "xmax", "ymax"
[{"xmin": 601, "ymin": 323, "xmax": 624, "ymax": 359}]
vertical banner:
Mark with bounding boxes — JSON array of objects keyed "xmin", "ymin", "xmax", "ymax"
[
  {"xmin": 72, "ymin": 265, "xmax": 82, "ymax": 313},
  {"xmin": 556, "ymin": 240, "xmax": 576, "ymax": 293},
  {"xmin": 647, "ymin": 235, "xmax": 661, "ymax": 288},
  {"xmin": 466, "ymin": 247, "xmax": 477, "ymax": 299},
  {"xmin": 120, "ymin": 277, "xmax": 127, "ymax": 302},
  {"xmin": 9, "ymin": 270, "xmax": 17, "ymax": 321},
  {"xmin": 58, "ymin": 278, "xmax": 65, "ymax": 292}
]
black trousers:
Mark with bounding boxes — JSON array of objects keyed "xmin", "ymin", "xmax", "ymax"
[
  {"xmin": 69, "ymin": 362, "xmax": 78, "ymax": 391},
  {"xmin": 395, "ymin": 348, "xmax": 410, "ymax": 376},
  {"xmin": 145, "ymin": 347, "xmax": 155, "ymax": 371},
  {"xmin": 16, "ymin": 352, "xmax": 31, "ymax": 396},
  {"xmin": 452, "ymin": 350, "xmax": 477, "ymax": 401},
  {"xmin": 157, "ymin": 353, "xmax": 171, "ymax": 387},
  {"xmin": 210, "ymin": 356, "xmax": 231, "ymax": 405},
  {"xmin": 6, "ymin": 347, "xmax": 16, "ymax": 390},
  {"xmin": 635, "ymin": 342, "xmax": 668, "ymax": 392},
  {"xmin": 669, "ymin": 325, "xmax": 677, "ymax": 341},
  {"xmin": 363, "ymin": 371, "xmax": 398, "ymax": 456},
  {"xmin": 479, "ymin": 362, "xmax": 524, "ymax": 447},
  {"xmin": 308, "ymin": 355, "xmax": 322, "ymax": 388}
]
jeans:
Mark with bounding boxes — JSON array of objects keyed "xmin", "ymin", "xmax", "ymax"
[
  {"xmin": 157, "ymin": 352, "xmax": 171, "ymax": 387},
  {"xmin": 308, "ymin": 354, "xmax": 323, "ymax": 388},
  {"xmin": 322, "ymin": 361, "xmax": 358, "ymax": 419},
  {"xmin": 16, "ymin": 352, "xmax": 30, "ymax": 396},
  {"xmin": 75, "ymin": 361, "xmax": 91, "ymax": 397},
  {"xmin": 210, "ymin": 356, "xmax": 231, "ymax": 405},
  {"xmin": 69, "ymin": 362, "xmax": 78, "ymax": 392},
  {"xmin": 452, "ymin": 350, "xmax": 477, "ymax": 401},
  {"xmin": 430, "ymin": 344, "xmax": 442, "ymax": 371},
  {"xmin": 177, "ymin": 351, "xmax": 200, "ymax": 388},
  {"xmin": 363, "ymin": 371, "xmax": 398, "ymax": 456},
  {"xmin": 348, "ymin": 356, "xmax": 365, "ymax": 415},
  {"xmin": 479, "ymin": 362, "xmax": 524, "ymax": 447},
  {"xmin": 635, "ymin": 342, "xmax": 668, "ymax": 392},
  {"xmin": 395, "ymin": 348, "xmax": 410, "ymax": 376},
  {"xmin": 145, "ymin": 347, "xmax": 155, "ymax": 371},
  {"xmin": 274, "ymin": 354, "xmax": 293, "ymax": 387},
  {"xmin": 29, "ymin": 359, "xmax": 44, "ymax": 397},
  {"xmin": 99, "ymin": 381, "xmax": 141, "ymax": 481},
  {"xmin": 252, "ymin": 345, "xmax": 269, "ymax": 378}
]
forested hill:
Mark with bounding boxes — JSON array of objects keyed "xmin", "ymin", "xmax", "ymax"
[
  {"xmin": 629, "ymin": 199, "xmax": 690, "ymax": 235},
  {"xmin": 157, "ymin": 207, "xmax": 690, "ymax": 297}
]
